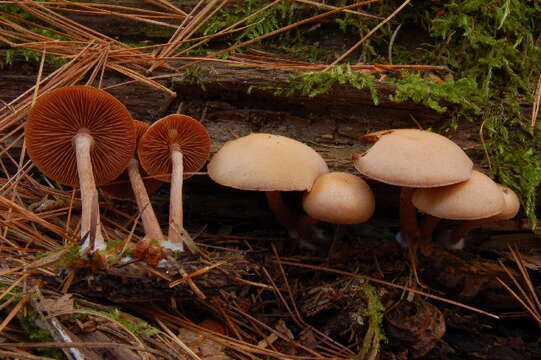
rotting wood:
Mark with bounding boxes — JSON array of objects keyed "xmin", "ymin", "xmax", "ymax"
[{"xmin": 1, "ymin": 57, "xmax": 539, "ymax": 223}]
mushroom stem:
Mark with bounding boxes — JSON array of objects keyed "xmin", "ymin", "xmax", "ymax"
[
  {"xmin": 447, "ymin": 219, "xmax": 486, "ymax": 247},
  {"xmin": 419, "ymin": 215, "xmax": 441, "ymax": 242},
  {"xmin": 265, "ymin": 191, "xmax": 298, "ymax": 236},
  {"xmin": 400, "ymin": 187, "xmax": 420, "ymax": 246},
  {"xmin": 74, "ymin": 131, "xmax": 105, "ymax": 252},
  {"xmin": 168, "ymin": 148, "xmax": 185, "ymax": 250},
  {"xmin": 127, "ymin": 158, "xmax": 164, "ymax": 241},
  {"xmin": 295, "ymin": 215, "xmax": 320, "ymax": 244}
]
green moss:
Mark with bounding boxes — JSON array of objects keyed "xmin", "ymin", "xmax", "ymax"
[
  {"xmin": 389, "ymin": 73, "xmax": 484, "ymax": 115},
  {"xmin": 104, "ymin": 239, "xmax": 123, "ymax": 251},
  {"xmin": 203, "ymin": 0, "xmax": 309, "ymax": 43},
  {"xmin": 32, "ymin": 246, "xmax": 81, "ymax": 269},
  {"xmin": 428, "ymin": 0, "xmax": 541, "ymax": 226},
  {"xmin": 361, "ymin": 283, "xmax": 386, "ymax": 344},
  {"xmin": 76, "ymin": 306, "xmax": 160, "ymax": 337},
  {"xmin": 58, "ymin": 246, "xmax": 81, "ymax": 268},
  {"xmin": 351, "ymin": 282, "xmax": 386, "ymax": 359},
  {"xmin": 483, "ymin": 110, "xmax": 541, "ymax": 225},
  {"xmin": 252, "ymin": 64, "xmax": 380, "ymax": 103},
  {"xmin": 19, "ymin": 313, "xmax": 65, "ymax": 359},
  {"xmin": 0, "ymin": 4, "xmax": 67, "ymax": 67}
]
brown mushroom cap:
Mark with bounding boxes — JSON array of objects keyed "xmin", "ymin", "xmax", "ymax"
[
  {"xmin": 490, "ymin": 185, "xmax": 520, "ymax": 221},
  {"xmin": 26, "ymin": 85, "xmax": 135, "ymax": 186},
  {"xmin": 207, "ymin": 133, "xmax": 329, "ymax": 191},
  {"xmin": 101, "ymin": 120, "xmax": 162, "ymax": 199},
  {"xmin": 138, "ymin": 114, "xmax": 211, "ymax": 182},
  {"xmin": 353, "ymin": 129, "xmax": 473, "ymax": 188},
  {"xmin": 303, "ymin": 172, "xmax": 375, "ymax": 224},
  {"xmin": 412, "ymin": 171, "xmax": 505, "ymax": 220}
]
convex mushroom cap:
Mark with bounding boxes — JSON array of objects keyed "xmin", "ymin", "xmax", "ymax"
[
  {"xmin": 303, "ymin": 172, "xmax": 375, "ymax": 224},
  {"xmin": 208, "ymin": 133, "xmax": 328, "ymax": 191},
  {"xmin": 353, "ymin": 129, "xmax": 473, "ymax": 187},
  {"xmin": 412, "ymin": 171, "xmax": 505, "ymax": 220},
  {"xmin": 101, "ymin": 120, "xmax": 162, "ymax": 199},
  {"xmin": 26, "ymin": 85, "xmax": 136, "ymax": 186},
  {"xmin": 138, "ymin": 114, "xmax": 211, "ymax": 181},
  {"xmin": 491, "ymin": 185, "xmax": 520, "ymax": 221}
]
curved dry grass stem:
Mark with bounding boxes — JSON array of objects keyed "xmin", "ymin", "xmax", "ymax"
[
  {"xmin": 497, "ymin": 245, "xmax": 541, "ymax": 326},
  {"xmin": 531, "ymin": 74, "xmax": 541, "ymax": 129},
  {"xmin": 326, "ymin": 0, "xmax": 412, "ymax": 69}
]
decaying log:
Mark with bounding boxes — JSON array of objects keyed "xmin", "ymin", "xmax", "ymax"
[
  {"xmin": 0, "ymin": 56, "xmax": 538, "ymax": 225},
  {"xmin": 0, "ymin": 59, "xmax": 479, "ymax": 171}
]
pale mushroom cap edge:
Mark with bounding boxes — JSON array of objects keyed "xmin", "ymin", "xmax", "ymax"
[
  {"xmin": 490, "ymin": 184, "xmax": 520, "ymax": 221},
  {"xmin": 412, "ymin": 171, "xmax": 505, "ymax": 220}
]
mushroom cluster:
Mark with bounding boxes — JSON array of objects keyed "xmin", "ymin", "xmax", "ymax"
[
  {"xmin": 26, "ymin": 86, "xmax": 210, "ymax": 265},
  {"xmin": 352, "ymin": 129, "xmax": 521, "ymax": 250},
  {"xmin": 25, "ymin": 87, "xmax": 521, "ymax": 267}
]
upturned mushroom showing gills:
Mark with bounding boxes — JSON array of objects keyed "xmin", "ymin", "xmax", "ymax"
[
  {"xmin": 101, "ymin": 120, "xmax": 163, "ymax": 243},
  {"xmin": 138, "ymin": 114, "xmax": 211, "ymax": 251},
  {"xmin": 26, "ymin": 86, "xmax": 136, "ymax": 253},
  {"xmin": 412, "ymin": 170, "xmax": 506, "ymax": 249},
  {"xmin": 352, "ymin": 129, "xmax": 473, "ymax": 247},
  {"xmin": 207, "ymin": 133, "xmax": 328, "ymax": 238}
]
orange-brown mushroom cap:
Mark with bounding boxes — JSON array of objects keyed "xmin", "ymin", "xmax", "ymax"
[
  {"xmin": 101, "ymin": 120, "xmax": 162, "ymax": 199},
  {"xmin": 138, "ymin": 114, "xmax": 211, "ymax": 182},
  {"xmin": 26, "ymin": 86, "xmax": 136, "ymax": 186}
]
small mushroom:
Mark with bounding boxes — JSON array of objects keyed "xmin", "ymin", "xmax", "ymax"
[
  {"xmin": 138, "ymin": 114, "xmax": 211, "ymax": 251},
  {"xmin": 208, "ymin": 133, "xmax": 328, "ymax": 237},
  {"xmin": 491, "ymin": 185, "xmax": 520, "ymax": 221},
  {"xmin": 101, "ymin": 120, "xmax": 164, "ymax": 243},
  {"xmin": 412, "ymin": 171, "xmax": 506, "ymax": 249},
  {"xmin": 302, "ymin": 172, "xmax": 375, "ymax": 225},
  {"xmin": 26, "ymin": 86, "xmax": 135, "ymax": 253},
  {"xmin": 352, "ymin": 129, "xmax": 473, "ymax": 247}
]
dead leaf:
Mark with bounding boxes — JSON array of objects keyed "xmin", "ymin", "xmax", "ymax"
[
  {"xmin": 275, "ymin": 319, "xmax": 294, "ymax": 340},
  {"xmin": 178, "ymin": 327, "xmax": 232, "ymax": 360},
  {"xmin": 38, "ymin": 294, "xmax": 74, "ymax": 316}
]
